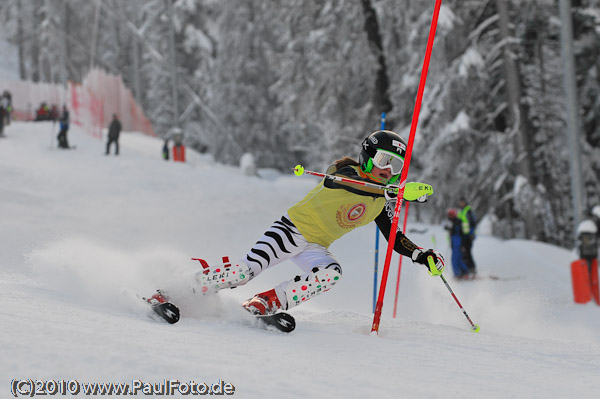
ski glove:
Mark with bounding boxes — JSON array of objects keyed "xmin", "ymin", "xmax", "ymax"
[
  {"xmin": 403, "ymin": 182, "xmax": 433, "ymax": 202},
  {"xmin": 412, "ymin": 249, "xmax": 445, "ymax": 276},
  {"xmin": 384, "ymin": 182, "xmax": 433, "ymax": 202}
]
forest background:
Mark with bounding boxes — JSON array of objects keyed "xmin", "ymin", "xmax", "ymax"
[{"xmin": 1, "ymin": 0, "xmax": 600, "ymax": 248}]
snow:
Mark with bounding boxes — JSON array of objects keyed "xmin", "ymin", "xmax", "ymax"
[
  {"xmin": 1, "ymin": 122, "xmax": 599, "ymax": 398},
  {"xmin": 458, "ymin": 47, "xmax": 485, "ymax": 78},
  {"xmin": 437, "ymin": 4, "xmax": 460, "ymax": 34},
  {"xmin": 437, "ymin": 110, "xmax": 470, "ymax": 142}
]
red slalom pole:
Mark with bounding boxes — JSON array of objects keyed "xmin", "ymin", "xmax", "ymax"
[
  {"xmin": 371, "ymin": 0, "xmax": 442, "ymax": 334},
  {"xmin": 392, "ymin": 201, "xmax": 410, "ymax": 318}
]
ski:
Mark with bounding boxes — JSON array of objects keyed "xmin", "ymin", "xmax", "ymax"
[
  {"xmin": 487, "ymin": 274, "xmax": 522, "ymax": 281},
  {"xmin": 455, "ymin": 274, "xmax": 522, "ymax": 282},
  {"xmin": 150, "ymin": 302, "xmax": 180, "ymax": 324},
  {"xmin": 139, "ymin": 289, "xmax": 295, "ymax": 332},
  {"xmin": 254, "ymin": 312, "xmax": 296, "ymax": 333},
  {"xmin": 140, "ymin": 291, "xmax": 181, "ymax": 324}
]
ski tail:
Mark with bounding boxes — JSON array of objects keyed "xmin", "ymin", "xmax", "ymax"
[
  {"xmin": 151, "ymin": 302, "xmax": 180, "ymax": 324},
  {"xmin": 255, "ymin": 312, "xmax": 296, "ymax": 333}
]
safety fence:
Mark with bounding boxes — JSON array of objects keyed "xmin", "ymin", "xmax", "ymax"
[{"xmin": 0, "ymin": 68, "xmax": 155, "ymax": 138}]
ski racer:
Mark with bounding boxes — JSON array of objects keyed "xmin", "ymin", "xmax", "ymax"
[{"xmin": 150, "ymin": 130, "xmax": 445, "ymax": 316}]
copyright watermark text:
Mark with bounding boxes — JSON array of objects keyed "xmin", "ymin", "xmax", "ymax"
[{"xmin": 10, "ymin": 379, "xmax": 236, "ymax": 396}]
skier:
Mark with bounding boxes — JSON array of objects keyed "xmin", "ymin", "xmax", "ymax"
[
  {"xmin": 0, "ymin": 96, "xmax": 5, "ymax": 137},
  {"xmin": 149, "ymin": 130, "xmax": 445, "ymax": 317},
  {"xmin": 591, "ymin": 205, "xmax": 600, "ymax": 240},
  {"xmin": 106, "ymin": 114, "xmax": 121, "ymax": 155},
  {"xmin": 162, "ymin": 139, "xmax": 170, "ymax": 160},
  {"xmin": 2, "ymin": 90, "xmax": 12, "ymax": 126},
  {"xmin": 57, "ymin": 105, "xmax": 70, "ymax": 149},
  {"xmin": 444, "ymin": 208, "xmax": 470, "ymax": 279},
  {"xmin": 0, "ymin": 99, "xmax": 4, "ymax": 137},
  {"xmin": 457, "ymin": 197, "xmax": 477, "ymax": 275}
]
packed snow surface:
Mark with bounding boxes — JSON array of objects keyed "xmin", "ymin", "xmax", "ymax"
[{"xmin": 1, "ymin": 122, "xmax": 599, "ymax": 398}]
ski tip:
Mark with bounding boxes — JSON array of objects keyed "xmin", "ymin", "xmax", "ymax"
[
  {"xmin": 471, "ymin": 324, "xmax": 480, "ymax": 333},
  {"xmin": 293, "ymin": 164, "xmax": 305, "ymax": 176}
]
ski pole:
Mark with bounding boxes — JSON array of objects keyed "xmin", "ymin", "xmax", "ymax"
[
  {"xmin": 432, "ymin": 257, "xmax": 480, "ymax": 332},
  {"xmin": 50, "ymin": 120, "xmax": 56, "ymax": 148},
  {"xmin": 293, "ymin": 165, "xmax": 402, "ymax": 193},
  {"xmin": 373, "ymin": 224, "xmax": 380, "ymax": 313},
  {"xmin": 293, "ymin": 166, "xmax": 433, "ymax": 204}
]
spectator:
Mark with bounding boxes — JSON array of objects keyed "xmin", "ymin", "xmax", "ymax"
[
  {"xmin": 106, "ymin": 114, "xmax": 122, "ymax": 155},
  {"xmin": 591, "ymin": 205, "xmax": 600, "ymax": 239},
  {"xmin": 0, "ymin": 98, "xmax": 4, "ymax": 137},
  {"xmin": 57, "ymin": 105, "xmax": 70, "ymax": 149},
  {"xmin": 162, "ymin": 139, "xmax": 170, "ymax": 160},
  {"xmin": 444, "ymin": 208, "xmax": 471, "ymax": 279},
  {"xmin": 1, "ymin": 90, "xmax": 11, "ymax": 126},
  {"xmin": 457, "ymin": 197, "xmax": 477, "ymax": 275},
  {"xmin": 36, "ymin": 102, "xmax": 50, "ymax": 121},
  {"xmin": 50, "ymin": 105, "xmax": 59, "ymax": 122}
]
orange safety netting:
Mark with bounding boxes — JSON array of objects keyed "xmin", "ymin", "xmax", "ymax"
[{"xmin": 1, "ymin": 68, "xmax": 155, "ymax": 138}]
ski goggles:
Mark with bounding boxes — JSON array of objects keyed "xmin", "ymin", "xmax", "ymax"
[{"xmin": 371, "ymin": 150, "xmax": 404, "ymax": 175}]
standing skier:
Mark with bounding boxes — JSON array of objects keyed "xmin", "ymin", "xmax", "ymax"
[
  {"xmin": 106, "ymin": 114, "xmax": 122, "ymax": 155},
  {"xmin": 444, "ymin": 208, "xmax": 470, "ymax": 279},
  {"xmin": 149, "ymin": 130, "xmax": 445, "ymax": 316},
  {"xmin": 457, "ymin": 198, "xmax": 477, "ymax": 275},
  {"xmin": 591, "ymin": 205, "xmax": 600, "ymax": 240},
  {"xmin": 57, "ymin": 105, "xmax": 70, "ymax": 149}
]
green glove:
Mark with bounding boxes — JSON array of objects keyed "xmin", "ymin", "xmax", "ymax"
[{"xmin": 403, "ymin": 182, "xmax": 433, "ymax": 202}]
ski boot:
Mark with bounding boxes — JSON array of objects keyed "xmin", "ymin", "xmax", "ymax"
[
  {"xmin": 192, "ymin": 256, "xmax": 253, "ymax": 294},
  {"xmin": 242, "ymin": 288, "xmax": 282, "ymax": 316},
  {"xmin": 145, "ymin": 289, "xmax": 169, "ymax": 305},
  {"xmin": 242, "ymin": 266, "xmax": 342, "ymax": 315},
  {"xmin": 283, "ymin": 267, "xmax": 341, "ymax": 308}
]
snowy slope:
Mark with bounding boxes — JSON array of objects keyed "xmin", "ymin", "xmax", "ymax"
[{"xmin": 1, "ymin": 122, "xmax": 599, "ymax": 398}]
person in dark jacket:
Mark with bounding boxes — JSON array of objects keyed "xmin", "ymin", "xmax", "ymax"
[
  {"xmin": 162, "ymin": 139, "xmax": 170, "ymax": 160},
  {"xmin": 57, "ymin": 105, "xmax": 70, "ymax": 149},
  {"xmin": 0, "ymin": 102, "xmax": 4, "ymax": 137},
  {"xmin": 444, "ymin": 208, "xmax": 470, "ymax": 279},
  {"xmin": 457, "ymin": 198, "xmax": 477, "ymax": 274},
  {"xmin": 591, "ymin": 205, "xmax": 600, "ymax": 240},
  {"xmin": 106, "ymin": 114, "xmax": 122, "ymax": 155}
]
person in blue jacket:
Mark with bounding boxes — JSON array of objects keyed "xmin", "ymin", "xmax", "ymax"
[
  {"xmin": 57, "ymin": 105, "xmax": 70, "ymax": 149},
  {"xmin": 444, "ymin": 208, "xmax": 470, "ymax": 279},
  {"xmin": 457, "ymin": 198, "xmax": 477, "ymax": 275}
]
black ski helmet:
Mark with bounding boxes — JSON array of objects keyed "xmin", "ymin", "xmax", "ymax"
[{"xmin": 359, "ymin": 130, "xmax": 407, "ymax": 180}]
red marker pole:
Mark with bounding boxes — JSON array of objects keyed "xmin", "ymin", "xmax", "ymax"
[{"xmin": 371, "ymin": 0, "xmax": 442, "ymax": 334}]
